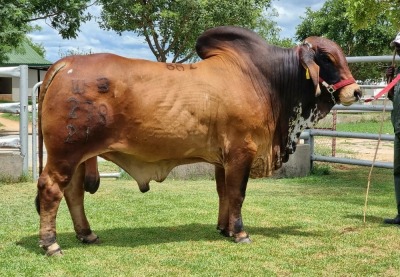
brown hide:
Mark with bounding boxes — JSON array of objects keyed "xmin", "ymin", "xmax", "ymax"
[{"xmin": 40, "ymin": 53, "xmax": 273, "ymax": 189}]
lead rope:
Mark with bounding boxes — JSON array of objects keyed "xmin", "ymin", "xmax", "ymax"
[{"xmin": 363, "ymin": 49, "xmax": 397, "ymax": 223}]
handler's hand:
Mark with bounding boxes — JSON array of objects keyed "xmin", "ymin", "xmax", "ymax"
[{"xmin": 386, "ymin": 66, "xmax": 395, "ymax": 79}]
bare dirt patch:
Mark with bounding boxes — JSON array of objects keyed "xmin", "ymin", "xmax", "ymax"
[
  {"xmin": 335, "ymin": 137, "xmax": 393, "ymax": 163},
  {"xmin": 0, "ymin": 114, "xmax": 20, "ymax": 132}
]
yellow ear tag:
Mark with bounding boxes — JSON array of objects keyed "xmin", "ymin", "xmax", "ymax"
[{"xmin": 305, "ymin": 68, "xmax": 310, "ymax": 79}]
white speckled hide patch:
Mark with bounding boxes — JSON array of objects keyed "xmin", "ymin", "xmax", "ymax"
[{"xmin": 286, "ymin": 103, "xmax": 322, "ymax": 153}]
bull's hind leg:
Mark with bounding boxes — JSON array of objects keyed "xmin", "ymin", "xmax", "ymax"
[
  {"xmin": 215, "ymin": 165, "xmax": 230, "ymax": 236},
  {"xmin": 37, "ymin": 162, "xmax": 73, "ymax": 256},
  {"xmin": 64, "ymin": 163, "xmax": 99, "ymax": 244}
]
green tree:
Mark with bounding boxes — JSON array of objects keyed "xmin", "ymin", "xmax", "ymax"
[
  {"xmin": 255, "ymin": 7, "xmax": 294, "ymax": 48},
  {"xmin": 343, "ymin": 0, "xmax": 400, "ymax": 31},
  {"xmin": 0, "ymin": 0, "xmax": 95, "ymax": 63},
  {"xmin": 295, "ymin": 0, "xmax": 396, "ymax": 80},
  {"xmin": 98, "ymin": 0, "xmax": 287, "ymax": 62}
]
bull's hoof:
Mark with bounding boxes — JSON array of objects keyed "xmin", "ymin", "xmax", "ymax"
[
  {"xmin": 42, "ymin": 242, "xmax": 64, "ymax": 256},
  {"xmin": 76, "ymin": 232, "xmax": 100, "ymax": 244},
  {"xmin": 234, "ymin": 236, "xmax": 252, "ymax": 243},
  {"xmin": 234, "ymin": 232, "xmax": 251, "ymax": 243}
]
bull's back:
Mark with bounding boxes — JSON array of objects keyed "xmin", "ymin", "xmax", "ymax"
[{"xmin": 40, "ymin": 54, "xmax": 227, "ymax": 162}]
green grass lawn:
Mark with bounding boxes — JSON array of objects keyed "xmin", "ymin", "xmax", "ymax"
[
  {"xmin": 1, "ymin": 165, "xmax": 400, "ymax": 276},
  {"xmin": 336, "ymin": 120, "xmax": 393, "ymax": 134}
]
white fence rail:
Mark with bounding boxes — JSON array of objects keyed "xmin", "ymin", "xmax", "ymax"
[
  {"xmin": 0, "ymin": 136, "xmax": 20, "ymax": 148},
  {"xmin": 0, "ymin": 65, "xmax": 29, "ymax": 173}
]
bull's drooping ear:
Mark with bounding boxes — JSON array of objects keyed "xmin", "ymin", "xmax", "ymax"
[{"xmin": 299, "ymin": 42, "xmax": 321, "ymax": 96}]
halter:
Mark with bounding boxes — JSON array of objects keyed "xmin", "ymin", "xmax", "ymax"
[{"xmin": 319, "ymin": 77, "xmax": 356, "ymax": 104}]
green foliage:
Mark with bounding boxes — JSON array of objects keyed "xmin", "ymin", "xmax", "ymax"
[
  {"xmin": 28, "ymin": 0, "xmax": 94, "ymax": 39},
  {"xmin": 343, "ymin": 0, "xmax": 400, "ymax": 31},
  {"xmin": 1, "ymin": 166, "xmax": 400, "ymax": 275},
  {"xmin": 295, "ymin": 0, "xmax": 397, "ymax": 80},
  {"xmin": 0, "ymin": 1, "xmax": 33, "ymax": 63},
  {"xmin": 0, "ymin": 0, "xmax": 94, "ymax": 63},
  {"xmin": 98, "ymin": 0, "xmax": 287, "ymax": 62},
  {"xmin": 255, "ymin": 7, "xmax": 295, "ymax": 48}
]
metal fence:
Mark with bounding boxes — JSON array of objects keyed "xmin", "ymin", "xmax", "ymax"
[
  {"xmin": 302, "ymin": 104, "xmax": 394, "ymax": 169},
  {"xmin": 301, "ymin": 55, "xmax": 398, "ymax": 170},
  {"xmin": 0, "ymin": 65, "xmax": 29, "ymax": 173}
]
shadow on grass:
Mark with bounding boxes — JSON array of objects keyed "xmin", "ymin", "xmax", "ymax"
[
  {"xmin": 18, "ymin": 223, "xmax": 319, "ymax": 254},
  {"xmin": 345, "ymin": 214, "xmax": 384, "ymax": 224}
]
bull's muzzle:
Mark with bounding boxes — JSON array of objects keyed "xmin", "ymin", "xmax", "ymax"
[{"xmin": 339, "ymin": 83, "xmax": 362, "ymax": 106}]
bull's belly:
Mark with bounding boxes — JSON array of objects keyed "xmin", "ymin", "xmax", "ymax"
[
  {"xmin": 108, "ymin": 134, "xmax": 220, "ymax": 162},
  {"xmin": 101, "ymin": 149, "xmax": 218, "ymax": 191}
]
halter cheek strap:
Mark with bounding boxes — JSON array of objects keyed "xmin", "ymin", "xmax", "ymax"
[
  {"xmin": 319, "ymin": 77, "xmax": 356, "ymax": 103},
  {"xmin": 319, "ymin": 77, "xmax": 356, "ymax": 93}
]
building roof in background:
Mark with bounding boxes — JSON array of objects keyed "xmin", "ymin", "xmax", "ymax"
[{"xmin": 0, "ymin": 40, "xmax": 52, "ymax": 69}]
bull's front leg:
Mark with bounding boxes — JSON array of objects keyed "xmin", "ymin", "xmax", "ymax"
[
  {"xmin": 225, "ymin": 161, "xmax": 252, "ymax": 243},
  {"xmin": 64, "ymin": 163, "xmax": 99, "ymax": 245},
  {"xmin": 217, "ymin": 142, "xmax": 255, "ymax": 243}
]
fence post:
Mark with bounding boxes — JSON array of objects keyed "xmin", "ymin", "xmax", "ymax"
[
  {"xmin": 32, "ymin": 81, "xmax": 42, "ymax": 181},
  {"xmin": 19, "ymin": 65, "xmax": 29, "ymax": 174},
  {"xmin": 308, "ymin": 129, "xmax": 315, "ymax": 171}
]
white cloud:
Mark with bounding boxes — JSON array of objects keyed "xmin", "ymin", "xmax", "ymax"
[
  {"xmin": 28, "ymin": 16, "xmax": 154, "ymax": 62},
  {"xmin": 28, "ymin": 1, "xmax": 326, "ymax": 62},
  {"xmin": 272, "ymin": 0, "xmax": 325, "ymax": 39}
]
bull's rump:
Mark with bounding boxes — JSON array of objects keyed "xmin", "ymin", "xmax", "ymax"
[{"xmin": 41, "ymin": 54, "xmax": 266, "ymax": 166}]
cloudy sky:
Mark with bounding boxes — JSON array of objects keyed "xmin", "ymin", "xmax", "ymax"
[{"xmin": 28, "ymin": 0, "xmax": 325, "ymax": 63}]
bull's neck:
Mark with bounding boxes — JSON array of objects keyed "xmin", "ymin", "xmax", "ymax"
[
  {"xmin": 264, "ymin": 47, "xmax": 317, "ymax": 163},
  {"xmin": 269, "ymin": 48, "xmax": 308, "ymax": 96}
]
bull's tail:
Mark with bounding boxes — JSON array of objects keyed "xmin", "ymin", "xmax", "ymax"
[
  {"xmin": 35, "ymin": 193, "xmax": 40, "ymax": 214},
  {"xmin": 36, "ymin": 61, "xmax": 66, "ymax": 214},
  {"xmin": 38, "ymin": 62, "xmax": 67, "ymax": 174}
]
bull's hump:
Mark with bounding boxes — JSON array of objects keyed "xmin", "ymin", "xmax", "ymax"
[{"xmin": 196, "ymin": 26, "xmax": 268, "ymax": 61}]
